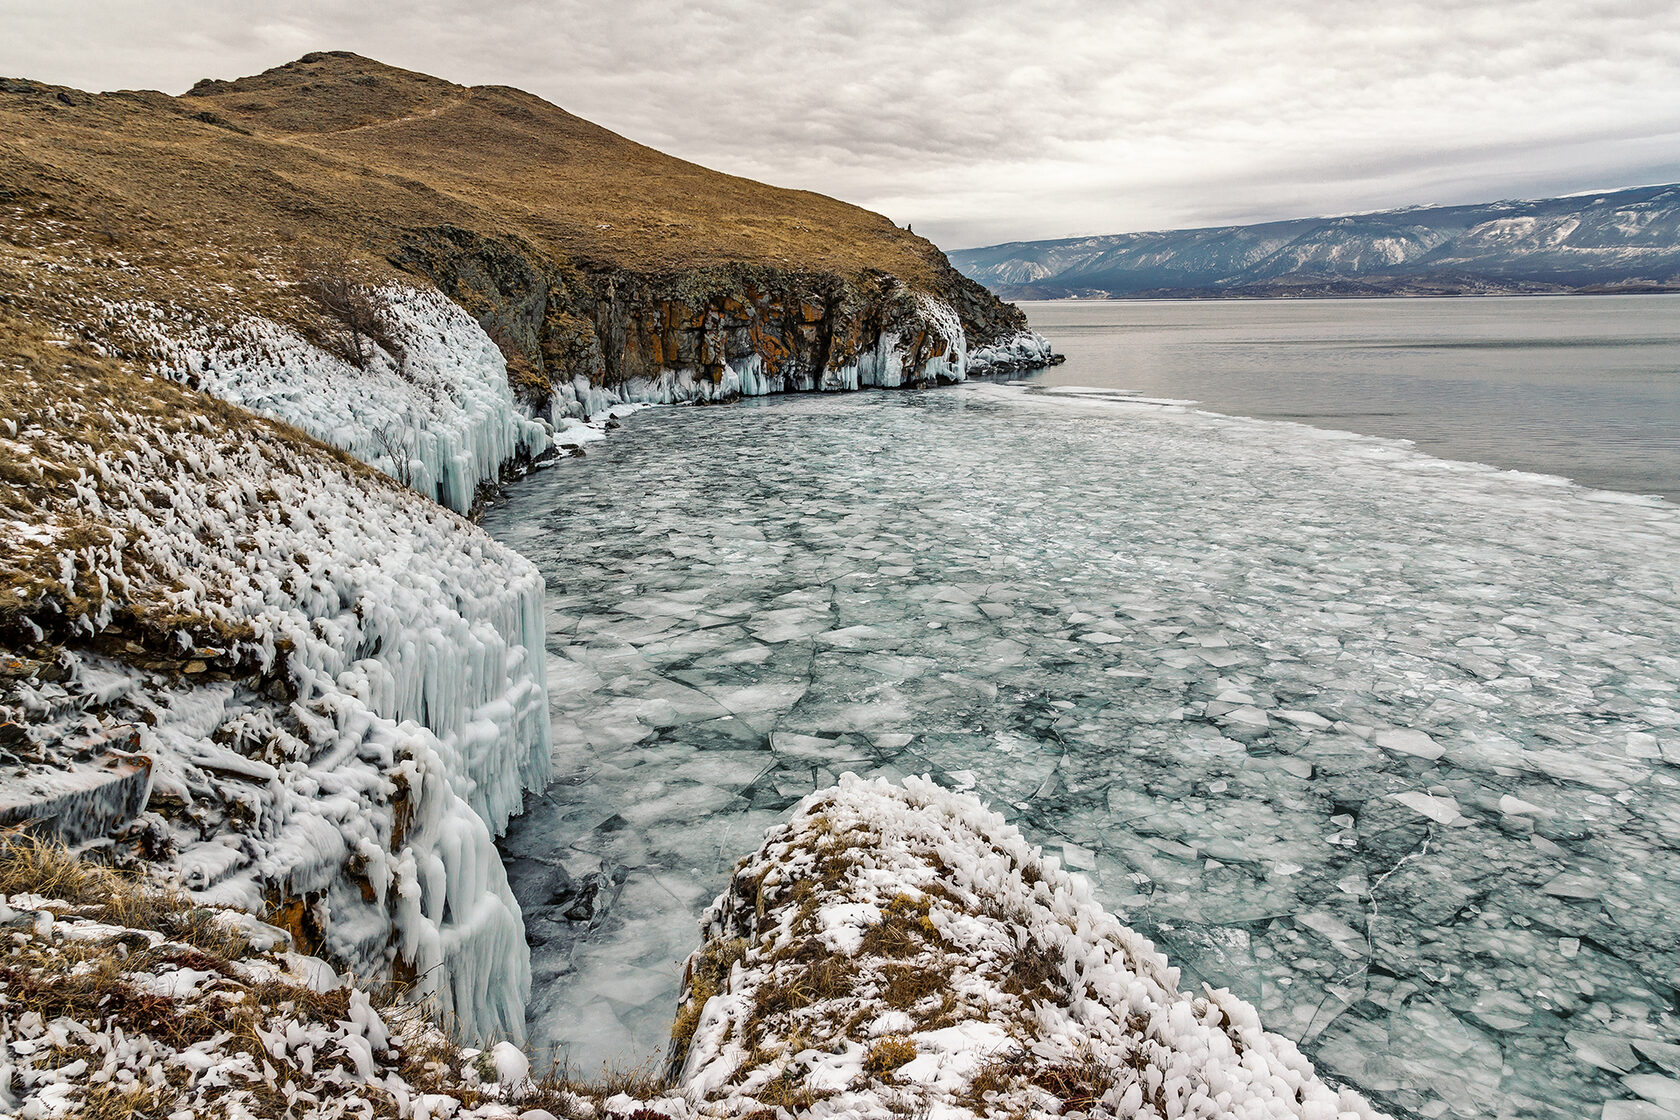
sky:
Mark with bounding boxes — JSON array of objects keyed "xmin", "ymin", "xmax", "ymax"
[{"xmin": 3, "ymin": 1, "xmax": 1678, "ymax": 249}]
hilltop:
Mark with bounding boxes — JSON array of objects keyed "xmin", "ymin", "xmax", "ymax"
[
  {"xmin": 4, "ymin": 49, "xmax": 953, "ymax": 281},
  {"xmin": 952, "ymin": 183, "xmax": 1680, "ymax": 299}
]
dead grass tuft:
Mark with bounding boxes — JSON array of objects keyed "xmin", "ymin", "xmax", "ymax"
[
  {"xmin": 0, "ymin": 828, "xmax": 250, "ymax": 958},
  {"xmin": 858, "ymin": 892, "xmax": 941, "ymax": 957},
  {"xmin": 863, "ymin": 1035, "xmax": 917, "ymax": 1079},
  {"xmin": 667, "ymin": 935, "xmax": 748, "ymax": 1072},
  {"xmin": 1000, "ymin": 934, "xmax": 1069, "ymax": 1006},
  {"xmin": 879, "ymin": 963, "xmax": 947, "ymax": 1012}
]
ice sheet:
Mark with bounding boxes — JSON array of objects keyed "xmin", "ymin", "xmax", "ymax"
[{"xmin": 487, "ymin": 385, "xmax": 1680, "ymax": 1118}]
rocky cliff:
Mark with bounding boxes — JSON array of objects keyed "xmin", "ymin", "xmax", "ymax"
[{"xmin": 390, "ymin": 229, "xmax": 1035, "ymax": 415}]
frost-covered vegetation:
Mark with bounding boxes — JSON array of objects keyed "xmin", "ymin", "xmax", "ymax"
[
  {"xmin": 0, "ymin": 318, "xmax": 550, "ymax": 1040},
  {"xmin": 0, "ymin": 835, "xmax": 664, "ymax": 1120},
  {"xmin": 0, "ymin": 774, "xmax": 1382, "ymax": 1119},
  {"xmin": 670, "ymin": 776, "xmax": 1378, "ymax": 1119}
]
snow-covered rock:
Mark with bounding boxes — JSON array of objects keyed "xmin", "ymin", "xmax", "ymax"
[
  {"xmin": 547, "ymin": 292, "xmax": 1011, "ymax": 411},
  {"xmin": 968, "ymin": 330, "xmax": 1060, "ymax": 376},
  {"xmin": 669, "ymin": 774, "xmax": 1381, "ymax": 1119}
]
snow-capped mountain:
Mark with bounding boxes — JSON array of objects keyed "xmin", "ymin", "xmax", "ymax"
[{"xmin": 951, "ymin": 183, "xmax": 1680, "ymax": 298}]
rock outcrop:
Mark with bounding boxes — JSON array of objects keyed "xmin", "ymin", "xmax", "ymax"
[
  {"xmin": 393, "ymin": 228, "xmax": 1046, "ymax": 418},
  {"xmin": 671, "ymin": 775, "xmax": 1380, "ymax": 1119}
]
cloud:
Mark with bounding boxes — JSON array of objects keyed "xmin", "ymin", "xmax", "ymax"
[{"xmin": 3, "ymin": 0, "xmax": 1677, "ymax": 248}]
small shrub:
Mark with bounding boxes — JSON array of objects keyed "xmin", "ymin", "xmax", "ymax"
[{"xmin": 293, "ymin": 247, "xmax": 403, "ymax": 370}]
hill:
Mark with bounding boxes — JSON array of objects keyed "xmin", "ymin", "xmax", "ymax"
[
  {"xmin": 951, "ymin": 183, "xmax": 1680, "ymax": 299},
  {"xmin": 1, "ymin": 50, "xmax": 1039, "ymax": 405}
]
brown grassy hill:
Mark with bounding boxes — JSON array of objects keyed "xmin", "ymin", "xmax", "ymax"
[
  {"xmin": 0, "ymin": 51, "xmax": 1023, "ymax": 396},
  {"xmin": 183, "ymin": 52, "xmax": 943, "ymax": 280},
  {"xmin": 1, "ymin": 50, "xmax": 949, "ymax": 288}
]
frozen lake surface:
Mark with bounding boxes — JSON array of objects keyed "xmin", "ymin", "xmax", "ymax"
[
  {"xmin": 486, "ymin": 384, "xmax": 1680, "ymax": 1120},
  {"xmin": 1020, "ymin": 294, "xmax": 1680, "ymax": 503}
]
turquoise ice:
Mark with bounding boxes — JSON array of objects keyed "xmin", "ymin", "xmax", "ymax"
[{"xmin": 488, "ymin": 384, "xmax": 1680, "ymax": 1120}]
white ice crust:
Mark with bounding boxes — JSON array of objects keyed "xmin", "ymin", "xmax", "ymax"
[{"xmin": 161, "ymin": 285, "xmax": 553, "ymax": 513}]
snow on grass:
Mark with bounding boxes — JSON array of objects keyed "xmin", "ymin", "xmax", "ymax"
[
  {"xmin": 0, "ymin": 837, "xmax": 669, "ymax": 1120},
  {"xmin": 669, "ymin": 774, "xmax": 1382, "ymax": 1119},
  {"xmin": 1, "ymin": 343, "xmax": 548, "ymax": 1040}
]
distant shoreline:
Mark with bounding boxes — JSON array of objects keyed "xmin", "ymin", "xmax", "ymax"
[
  {"xmin": 951, "ymin": 182, "xmax": 1680, "ymax": 304},
  {"xmin": 1006, "ymin": 285, "xmax": 1680, "ymax": 303}
]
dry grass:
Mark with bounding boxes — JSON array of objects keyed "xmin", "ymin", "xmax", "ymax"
[
  {"xmin": 864, "ymin": 1035, "xmax": 918, "ymax": 1078},
  {"xmin": 667, "ymin": 935, "xmax": 748, "ymax": 1069},
  {"xmin": 0, "ymin": 50, "xmax": 951, "ymax": 324},
  {"xmin": 858, "ymin": 892, "xmax": 941, "ymax": 957},
  {"xmin": 0, "ymin": 828, "xmax": 250, "ymax": 958},
  {"xmin": 0, "ymin": 833, "xmax": 688, "ymax": 1118},
  {"xmin": 999, "ymin": 934, "xmax": 1070, "ymax": 1006}
]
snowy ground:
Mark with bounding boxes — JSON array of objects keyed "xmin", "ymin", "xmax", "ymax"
[{"xmin": 486, "ymin": 384, "xmax": 1680, "ymax": 1119}]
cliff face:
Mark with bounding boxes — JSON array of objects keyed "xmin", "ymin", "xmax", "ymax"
[{"xmin": 394, "ymin": 225, "xmax": 1029, "ymax": 410}]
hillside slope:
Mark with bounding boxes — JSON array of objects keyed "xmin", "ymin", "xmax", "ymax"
[
  {"xmin": 2, "ymin": 51, "xmax": 1044, "ymax": 405},
  {"xmin": 952, "ymin": 183, "xmax": 1680, "ymax": 299}
]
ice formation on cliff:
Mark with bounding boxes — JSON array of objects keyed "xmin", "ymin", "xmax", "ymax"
[
  {"xmin": 539, "ymin": 297, "xmax": 1053, "ymax": 422},
  {"xmin": 3, "ymin": 363, "xmax": 552, "ymax": 1039},
  {"xmin": 159, "ymin": 286, "xmax": 552, "ymax": 513}
]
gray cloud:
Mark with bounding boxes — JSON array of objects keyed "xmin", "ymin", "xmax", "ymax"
[{"xmin": 3, "ymin": 0, "xmax": 1677, "ymax": 248}]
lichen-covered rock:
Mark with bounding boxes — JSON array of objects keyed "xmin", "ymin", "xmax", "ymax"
[{"xmin": 669, "ymin": 775, "xmax": 1383, "ymax": 1120}]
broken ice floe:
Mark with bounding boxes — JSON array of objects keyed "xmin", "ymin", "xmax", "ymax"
[{"xmin": 489, "ymin": 385, "xmax": 1680, "ymax": 1118}]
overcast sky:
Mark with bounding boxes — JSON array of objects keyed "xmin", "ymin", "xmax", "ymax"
[{"xmin": 4, "ymin": 1, "xmax": 1678, "ymax": 248}]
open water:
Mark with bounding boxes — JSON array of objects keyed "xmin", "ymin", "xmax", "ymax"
[{"xmin": 1021, "ymin": 295, "xmax": 1680, "ymax": 503}]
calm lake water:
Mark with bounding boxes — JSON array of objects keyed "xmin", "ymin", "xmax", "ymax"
[{"xmin": 1018, "ymin": 295, "xmax": 1680, "ymax": 503}]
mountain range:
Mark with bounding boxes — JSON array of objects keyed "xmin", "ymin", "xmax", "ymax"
[{"xmin": 950, "ymin": 183, "xmax": 1680, "ymax": 299}]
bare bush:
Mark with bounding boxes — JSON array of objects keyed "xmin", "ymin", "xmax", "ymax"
[
  {"xmin": 371, "ymin": 423, "xmax": 416, "ymax": 489},
  {"xmin": 293, "ymin": 247, "xmax": 404, "ymax": 371}
]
